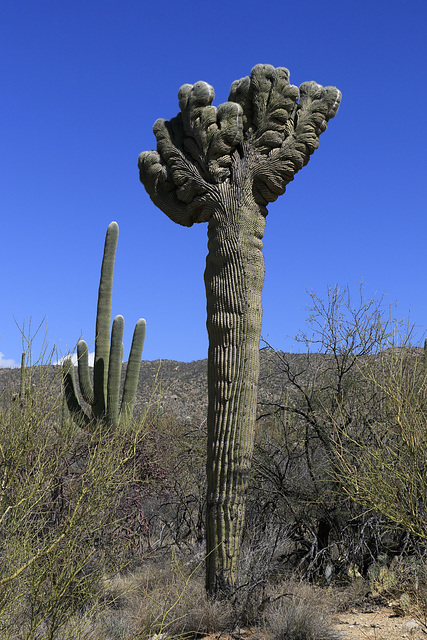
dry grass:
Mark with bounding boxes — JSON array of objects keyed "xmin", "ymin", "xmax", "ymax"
[
  {"xmin": 91, "ymin": 564, "xmax": 343, "ymax": 640},
  {"xmin": 262, "ymin": 581, "xmax": 340, "ymax": 640},
  {"xmin": 96, "ymin": 556, "xmax": 235, "ymax": 639}
]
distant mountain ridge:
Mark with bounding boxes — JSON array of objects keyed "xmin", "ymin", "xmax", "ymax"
[
  {"xmin": 1, "ymin": 348, "xmax": 423, "ymax": 425},
  {"xmin": 0, "ymin": 351, "xmax": 286, "ymax": 423}
]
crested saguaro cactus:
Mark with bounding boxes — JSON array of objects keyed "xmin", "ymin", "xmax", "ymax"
[
  {"xmin": 139, "ymin": 64, "xmax": 341, "ymax": 594},
  {"xmin": 63, "ymin": 221, "xmax": 146, "ymax": 428}
]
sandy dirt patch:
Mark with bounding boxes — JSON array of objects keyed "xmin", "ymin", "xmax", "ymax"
[{"xmin": 333, "ymin": 607, "xmax": 427, "ymax": 639}]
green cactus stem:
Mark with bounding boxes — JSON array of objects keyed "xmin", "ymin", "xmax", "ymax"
[
  {"xmin": 19, "ymin": 352, "xmax": 26, "ymax": 399},
  {"xmin": 139, "ymin": 64, "xmax": 341, "ymax": 594},
  {"xmin": 63, "ymin": 221, "xmax": 146, "ymax": 428}
]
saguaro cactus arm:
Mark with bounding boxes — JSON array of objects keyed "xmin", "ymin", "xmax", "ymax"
[
  {"xmin": 138, "ymin": 81, "xmax": 245, "ymax": 226},
  {"xmin": 62, "ymin": 358, "xmax": 91, "ymax": 427},
  {"xmin": 107, "ymin": 314, "xmax": 125, "ymax": 428},
  {"xmin": 121, "ymin": 318, "xmax": 146, "ymax": 419},
  {"xmin": 76, "ymin": 340, "xmax": 94, "ymax": 405},
  {"xmin": 139, "ymin": 64, "xmax": 340, "ymax": 595}
]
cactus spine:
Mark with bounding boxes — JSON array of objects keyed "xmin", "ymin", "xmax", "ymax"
[{"xmin": 62, "ymin": 221, "xmax": 146, "ymax": 428}]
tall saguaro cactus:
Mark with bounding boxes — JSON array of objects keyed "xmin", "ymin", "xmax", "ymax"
[
  {"xmin": 139, "ymin": 64, "xmax": 341, "ymax": 594},
  {"xmin": 63, "ymin": 221, "xmax": 146, "ymax": 428}
]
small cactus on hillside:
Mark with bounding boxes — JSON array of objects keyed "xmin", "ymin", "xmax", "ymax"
[
  {"xmin": 62, "ymin": 221, "xmax": 146, "ymax": 428},
  {"xmin": 19, "ymin": 352, "xmax": 26, "ymax": 399},
  {"xmin": 12, "ymin": 352, "xmax": 29, "ymax": 405}
]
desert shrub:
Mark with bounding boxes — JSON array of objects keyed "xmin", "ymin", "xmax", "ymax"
[
  {"xmin": 141, "ymin": 412, "xmax": 207, "ymax": 553},
  {"xmin": 255, "ymin": 285, "xmax": 424, "ymax": 583},
  {"xmin": 331, "ymin": 343, "xmax": 427, "ymax": 542},
  {"xmin": 95, "ymin": 557, "xmax": 346, "ymax": 640},
  {"xmin": 0, "ymin": 349, "xmax": 153, "ymax": 639},
  {"xmin": 262, "ymin": 580, "xmax": 340, "ymax": 640},
  {"xmin": 332, "ymin": 552, "xmax": 427, "ymax": 618}
]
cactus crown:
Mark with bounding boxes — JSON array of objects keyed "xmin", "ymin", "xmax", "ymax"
[{"xmin": 139, "ymin": 64, "xmax": 341, "ymax": 226}]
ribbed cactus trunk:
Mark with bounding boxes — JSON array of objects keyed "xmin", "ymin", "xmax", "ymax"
[
  {"xmin": 138, "ymin": 63, "xmax": 341, "ymax": 597},
  {"xmin": 205, "ymin": 186, "xmax": 266, "ymax": 594}
]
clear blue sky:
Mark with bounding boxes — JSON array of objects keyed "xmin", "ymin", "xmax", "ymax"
[{"xmin": 1, "ymin": 0, "xmax": 426, "ymax": 366}]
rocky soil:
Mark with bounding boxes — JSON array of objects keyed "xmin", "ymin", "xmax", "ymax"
[{"xmin": 334, "ymin": 607, "xmax": 426, "ymax": 639}]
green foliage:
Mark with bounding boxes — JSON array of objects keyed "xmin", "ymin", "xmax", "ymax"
[
  {"xmin": 62, "ymin": 221, "xmax": 146, "ymax": 428},
  {"xmin": 367, "ymin": 561, "xmax": 397, "ymax": 595},
  {"xmin": 332, "ymin": 341, "xmax": 427, "ymax": 541}
]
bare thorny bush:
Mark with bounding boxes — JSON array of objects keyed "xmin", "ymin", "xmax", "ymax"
[
  {"xmin": 136, "ymin": 410, "xmax": 208, "ymax": 559},
  {"xmin": 255, "ymin": 285, "xmax": 427, "ymax": 592}
]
